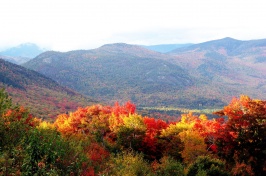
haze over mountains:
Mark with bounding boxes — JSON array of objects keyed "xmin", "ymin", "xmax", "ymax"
[
  {"xmin": 142, "ymin": 43, "xmax": 193, "ymax": 53},
  {"xmin": 0, "ymin": 43, "xmax": 46, "ymax": 64},
  {"xmin": 21, "ymin": 37, "xmax": 266, "ymax": 109}
]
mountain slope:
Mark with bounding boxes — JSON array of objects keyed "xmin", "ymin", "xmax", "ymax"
[
  {"xmin": 23, "ymin": 43, "xmax": 200, "ymax": 107},
  {"xmin": 169, "ymin": 37, "xmax": 266, "ymax": 78},
  {"xmin": 167, "ymin": 37, "xmax": 266, "ymax": 101},
  {"xmin": 170, "ymin": 37, "xmax": 242, "ymax": 54},
  {"xmin": 0, "ymin": 58, "xmax": 96, "ymax": 120}
]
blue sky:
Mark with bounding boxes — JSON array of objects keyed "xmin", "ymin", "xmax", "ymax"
[{"xmin": 1, "ymin": 0, "xmax": 266, "ymax": 51}]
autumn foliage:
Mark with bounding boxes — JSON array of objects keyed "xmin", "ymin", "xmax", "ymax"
[{"xmin": 1, "ymin": 88, "xmax": 265, "ymax": 175}]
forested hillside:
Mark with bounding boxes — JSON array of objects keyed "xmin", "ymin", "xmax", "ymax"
[
  {"xmin": 168, "ymin": 37, "xmax": 266, "ymax": 97},
  {"xmin": 23, "ymin": 44, "xmax": 201, "ymax": 108},
  {"xmin": 0, "ymin": 58, "xmax": 96, "ymax": 120}
]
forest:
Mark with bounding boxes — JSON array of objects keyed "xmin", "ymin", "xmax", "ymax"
[{"xmin": 0, "ymin": 88, "xmax": 265, "ymax": 176}]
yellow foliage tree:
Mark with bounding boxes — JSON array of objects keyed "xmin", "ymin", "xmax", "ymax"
[{"xmin": 179, "ymin": 130, "xmax": 208, "ymax": 165}]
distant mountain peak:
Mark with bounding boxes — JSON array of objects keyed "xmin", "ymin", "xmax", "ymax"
[
  {"xmin": 220, "ymin": 37, "xmax": 238, "ymax": 41},
  {"xmin": 0, "ymin": 43, "xmax": 47, "ymax": 64},
  {"xmin": 101, "ymin": 43, "xmax": 130, "ymax": 47},
  {"xmin": 99, "ymin": 43, "xmax": 144, "ymax": 51},
  {"xmin": 97, "ymin": 42, "xmax": 163, "ymax": 58},
  {"xmin": 202, "ymin": 37, "xmax": 242, "ymax": 45}
]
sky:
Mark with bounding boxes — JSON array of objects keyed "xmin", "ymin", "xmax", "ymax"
[{"xmin": 1, "ymin": 0, "xmax": 266, "ymax": 51}]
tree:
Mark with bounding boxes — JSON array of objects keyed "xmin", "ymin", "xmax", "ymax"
[
  {"xmin": 187, "ymin": 156, "xmax": 229, "ymax": 176},
  {"xmin": 179, "ymin": 130, "xmax": 207, "ymax": 165},
  {"xmin": 0, "ymin": 88, "xmax": 37, "ymax": 175},
  {"xmin": 142, "ymin": 117, "xmax": 168, "ymax": 160},
  {"xmin": 116, "ymin": 114, "xmax": 146, "ymax": 150},
  {"xmin": 103, "ymin": 151, "xmax": 153, "ymax": 176},
  {"xmin": 152, "ymin": 156, "xmax": 184, "ymax": 176},
  {"xmin": 0, "ymin": 88, "xmax": 12, "ymax": 117},
  {"xmin": 214, "ymin": 95, "xmax": 266, "ymax": 175}
]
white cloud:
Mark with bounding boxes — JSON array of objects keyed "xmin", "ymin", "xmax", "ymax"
[{"xmin": 1, "ymin": 0, "xmax": 266, "ymax": 51}]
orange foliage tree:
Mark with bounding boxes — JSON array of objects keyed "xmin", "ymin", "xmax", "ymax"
[{"xmin": 53, "ymin": 101, "xmax": 137, "ymax": 174}]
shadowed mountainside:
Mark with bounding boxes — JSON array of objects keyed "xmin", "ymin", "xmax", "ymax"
[{"xmin": 0, "ymin": 58, "xmax": 96, "ymax": 120}]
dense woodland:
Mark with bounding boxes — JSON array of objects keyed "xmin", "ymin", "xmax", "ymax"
[{"xmin": 0, "ymin": 88, "xmax": 265, "ymax": 176}]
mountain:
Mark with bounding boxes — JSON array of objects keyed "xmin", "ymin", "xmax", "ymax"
[
  {"xmin": 0, "ymin": 58, "xmax": 96, "ymax": 120},
  {"xmin": 169, "ymin": 37, "xmax": 266, "ymax": 78},
  {"xmin": 167, "ymin": 37, "xmax": 266, "ymax": 101},
  {"xmin": 23, "ymin": 43, "xmax": 202, "ymax": 108},
  {"xmin": 0, "ymin": 43, "xmax": 46, "ymax": 64},
  {"xmin": 142, "ymin": 43, "xmax": 193, "ymax": 53},
  {"xmin": 23, "ymin": 38, "xmax": 266, "ymax": 109}
]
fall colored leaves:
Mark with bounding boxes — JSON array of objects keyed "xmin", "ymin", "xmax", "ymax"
[{"xmin": 1, "ymin": 88, "xmax": 266, "ymax": 175}]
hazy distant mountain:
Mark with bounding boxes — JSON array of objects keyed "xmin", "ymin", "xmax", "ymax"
[
  {"xmin": 0, "ymin": 58, "xmax": 95, "ymax": 120},
  {"xmin": 142, "ymin": 43, "xmax": 193, "ymax": 53},
  {"xmin": 0, "ymin": 43, "xmax": 46, "ymax": 64}
]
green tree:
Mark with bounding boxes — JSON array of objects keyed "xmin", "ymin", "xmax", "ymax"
[
  {"xmin": 153, "ymin": 156, "xmax": 184, "ymax": 176},
  {"xmin": 22, "ymin": 128, "xmax": 88, "ymax": 175},
  {"xmin": 0, "ymin": 88, "xmax": 35, "ymax": 175},
  {"xmin": 187, "ymin": 156, "xmax": 229, "ymax": 176},
  {"xmin": 0, "ymin": 88, "xmax": 12, "ymax": 117}
]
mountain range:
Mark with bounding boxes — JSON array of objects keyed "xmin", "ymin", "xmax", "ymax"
[
  {"xmin": 22, "ymin": 37, "xmax": 266, "ymax": 109},
  {"xmin": 0, "ymin": 43, "xmax": 46, "ymax": 64},
  {"xmin": 0, "ymin": 58, "xmax": 96, "ymax": 120}
]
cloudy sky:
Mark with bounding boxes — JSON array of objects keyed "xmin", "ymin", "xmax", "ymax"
[{"xmin": 1, "ymin": 0, "xmax": 265, "ymax": 51}]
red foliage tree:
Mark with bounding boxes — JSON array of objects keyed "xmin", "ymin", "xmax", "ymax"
[
  {"xmin": 141, "ymin": 117, "xmax": 168, "ymax": 160},
  {"xmin": 214, "ymin": 95, "xmax": 266, "ymax": 175}
]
